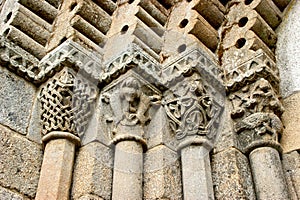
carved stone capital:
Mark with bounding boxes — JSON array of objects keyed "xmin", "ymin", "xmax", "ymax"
[
  {"xmin": 100, "ymin": 71, "xmax": 161, "ymax": 147},
  {"xmin": 235, "ymin": 112, "xmax": 283, "ymax": 153},
  {"xmin": 164, "ymin": 72, "xmax": 223, "ymax": 146},
  {"xmin": 39, "ymin": 67, "xmax": 97, "ymax": 139},
  {"xmin": 229, "ymin": 78, "xmax": 284, "ymax": 120}
]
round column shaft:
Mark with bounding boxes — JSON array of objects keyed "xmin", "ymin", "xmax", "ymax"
[
  {"xmin": 112, "ymin": 140, "xmax": 144, "ymax": 200},
  {"xmin": 249, "ymin": 147, "xmax": 289, "ymax": 200}
]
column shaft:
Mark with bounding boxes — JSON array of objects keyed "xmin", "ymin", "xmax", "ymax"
[
  {"xmin": 36, "ymin": 138, "xmax": 76, "ymax": 200},
  {"xmin": 181, "ymin": 145, "xmax": 214, "ymax": 200},
  {"xmin": 112, "ymin": 140, "xmax": 143, "ymax": 200},
  {"xmin": 249, "ymin": 147, "xmax": 289, "ymax": 200}
]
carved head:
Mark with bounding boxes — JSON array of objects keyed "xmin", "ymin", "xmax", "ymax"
[{"xmin": 120, "ymin": 77, "xmax": 141, "ymax": 103}]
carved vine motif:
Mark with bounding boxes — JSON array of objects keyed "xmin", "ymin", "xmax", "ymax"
[
  {"xmin": 229, "ymin": 78, "xmax": 284, "ymax": 120},
  {"xmin": 39, "ymin": 68, "xmax": 96, "ymax": 137},
  {"xmin": 164, "ymin": 73, "xmax": 217, "ymax": 140}
]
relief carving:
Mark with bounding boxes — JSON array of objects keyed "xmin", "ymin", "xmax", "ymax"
[
  {"xmin": 39, "ymin": 68, "xmax": 96, "ymax": 137},
  {"xmin": 229, "ymin": 78, "xmax": 284, "ymax": 120},
  {"xmin": 164, "ymin": 72, "xmax": 222, "ymax": 141},
  {"xmin": 101, "ymin": 72, "xmax": 161, "ymax": 145},
  {"xmin": 229, "ymin": 78, "xmax": 284, "ymax": 152}
]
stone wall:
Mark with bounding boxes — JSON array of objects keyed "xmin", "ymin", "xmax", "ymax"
[{"xmin": 0, "ymin": 0, "xmax": 298, "ymax": 199}]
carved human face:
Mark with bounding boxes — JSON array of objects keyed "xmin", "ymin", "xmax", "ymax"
[{"xmin": 123, "ymin": 87, "xmax": 139, "ymax": 103}]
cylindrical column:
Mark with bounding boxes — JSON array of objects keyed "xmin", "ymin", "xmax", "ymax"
[
  {"xmin": 249, "ymin": 147, "xmax": 289, "ymax": 200},
  {"xmin": 112, "ymin": 140, "xmax": 144, "ymax": 200},
  {"xmin": 181, "ymin": 144, "xmax": 214, "ymax": 200},
  {"xmin": 36, "ymin": 132, "xmax": 80, "ymax": 200}
]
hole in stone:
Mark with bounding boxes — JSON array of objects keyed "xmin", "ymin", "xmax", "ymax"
[
  {"xmin": 70, "ymin": 2, "xmax": 77, "ymax": 11},
  {"xmin": 245, "ymin": 0, "xmax": 253, "ymax": 5},
  {"xmin": 128, "ymin": 0, "xmax": 134, "ymax": 4},
  {"xmin": 178, "ymin": 44, "xmax": 186, "ymax": 53},
  {"xmin": 3, "ymin": 28, "xmax": 10, "ymax": 37},
  {"xmin": 59, "ymin": 37, "xmax": 67, "ymax": 45},
  {"xmin": 179, "ymin": 19, "xmax": 189, "ymax": 28},
  {"xmin": 238, "ymin": 17, "xmax": 248, "ymax": 27},
  {"xmin": 187, "ymin": 0, "xmax": 192, "ymax": 2},
  {"xmin": 121, "ymin": 25, "xmax": 129, "ymax": 34},
  {"xmin": 235, "ymin": 38, "xmax": 246, "ymax": 49},
  {"xmin": 4, "ymin": 12, "xmax": 12, "ymax": 23}
]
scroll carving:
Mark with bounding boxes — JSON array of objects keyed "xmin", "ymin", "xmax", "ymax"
[
  {"xmin": 39, "ymin": 68, "xmax": 96, "ymax": 137},
  {"xmin": 164, "ymin": 73, "xmax": 221, "ymax": 141}
]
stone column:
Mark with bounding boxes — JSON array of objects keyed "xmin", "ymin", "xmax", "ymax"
[
  {"xmin": 249, "ymin": 147, "xmax": 289, "ymax": 200},
  {"xmin": 36, "ymin": 68, "xmax": 96, "ymax": 200},
  {"xmin": 180, "ymin": 141, "xmax": 214, "ymax": 200},
  {"xmin": 163, "ymin": 72, "xmax": 223, "ymax": 200},
  {"xmin": 102, "ymin": 76, "xmax": 159, "ymax": 200},
  {"xmin": 36, "ymin": 132, "xmax": 80, "ymax": 200},
  {"xmin": 112, "ymin": 139, "xmax": 144, "ymax": 200},
  {"xmin": 234, "ymin": 111, "xmax": 289, "ymax": 199}
]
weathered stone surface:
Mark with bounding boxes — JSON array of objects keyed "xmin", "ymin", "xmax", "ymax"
[
  {"xmin": 72, "ymin": 142, "xmax": 113, "ymax": 200},
  {"xmin": 249, "ymin": 147, "xmax": 289, "ymax": 200},
  {"xmin": 78, "ymin": 194, "xmax": 104, "ymax": 200},
  {"xmin": 144, "ymin": 145, "xmax": 182, "ymax": 200},
  {"xmin": 0, "ymin": 124, "xmax": 43, "ymax": 198},
  {"xmin": 181, "ymin": 145, "xmax": 214, "ymax": 200},
  {"xmin": 213, "ymin": 100, "xmax": 238, "ymax": 154},
  {"xmin": 276, "ymin": 0, "xmax": 300, "ymax": 97},
  {"xmin": 36, "ymin": 137, "xmax": 76, "ymax": 200},
  {"xmin": 281, "ymin": 91, "xmax": 300, "ymax": 153},
  {"xmin": 0, "ymin": 66, "xmax": 36, "ymax": 135},
  {"xmin": 112, "ymin": 141, "xmax": 144, "ymax": 200},
  {"xmin": 0, "ymin": 186, "xmax": 29, "ymax": 200},
  {"xmin": 282, "ymin": 150, "xmax": 300, "ymax": 199},
  {"xmin": 212, "ymin": 148, "xmax": 255, "ymax": 200}
]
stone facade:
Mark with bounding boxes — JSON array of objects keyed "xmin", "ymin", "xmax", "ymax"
[{"xmin": 0, "ymin": 0, "xmax": 299, "ymax": 199}]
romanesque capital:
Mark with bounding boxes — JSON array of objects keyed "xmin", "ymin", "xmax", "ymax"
[
  {"xmin": 164, "ymin": 72, "xmax": 223, "ymax": 150},
  {"xmin": 229, "ymin": 78, "xmax": 284, "ymax": 153},
  {"xmin": 39, "ymin": 67, "xmax": 97, "ymax": 144},
  {"xmin": 100, "ymin": 71, "xmax": 161, "ymax": 149}
]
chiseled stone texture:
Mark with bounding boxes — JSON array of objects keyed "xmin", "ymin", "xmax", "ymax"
[
  {"xmin": 0, "ymin": 124, "xmax": 43, "ymax": 198},
  {"xmin": 0, "ymin": 186, "xmax": 30, "ymax": 200},
  {"xmin": 212, "ymin": 148, "xmax": 255, "ymax": 200},
  {"xmin": 281, "ymin": 92, "xmax": 300, "ymax": 153},
  {"xmin": 213, "ymin": 101, "xmax": 238, "ymax": 153},
  {"xmin": 249, "ymin": 147, "xmax": 289, "ymax": 200},
  {"xmin": 144, "ymin": 145, "xmax": 182, "ymax": 200},
  {"xmin": 72, "ymin": 142, "xmax": 113, "ymax": 200},
  {"xmin": 0, "ymin": 66, "xmax": 36, "ymax": 135},
  {"xmin": 283, "ymin": 151, "xmax": 300, "ymax": 199},
  {"xmin": 276, "ymin": 0, "xmax": 300, "ymax": 97}
]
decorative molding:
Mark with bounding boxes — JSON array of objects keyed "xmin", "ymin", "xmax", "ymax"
[
  {"xmin": 100, "ymin": 44, "xmax": 162, "ymax": 87},
  {"xmin": 0, "ymin": 36, "xmax": 39, "ymax": 82},
  {"xmin": 162, "ymin": 49, "xmax": 223, "ymax": 92},
  {"xmin": 224, "ymin": 50, "xmax": 280, "ymax": 93}
]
